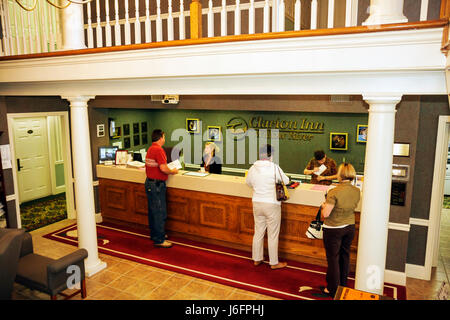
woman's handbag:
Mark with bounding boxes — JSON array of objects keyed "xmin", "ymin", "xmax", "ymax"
[
  {"xmin": 275, "ymin": 165, "xmax": 289, "ymax": 201},
  {"xmin": 306, "ymin": 208, "xmax": 323, "ymax": 239}
]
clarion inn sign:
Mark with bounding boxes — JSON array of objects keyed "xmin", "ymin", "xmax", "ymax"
[{"xmin": 226, "ymin": 116, "xmax": 325, "ymax": 141}]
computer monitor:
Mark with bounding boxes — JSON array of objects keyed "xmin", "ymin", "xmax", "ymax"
[
  {"xmin": 132, "ymin": 152, "xmax": 143, "ymax": 162},
  {"xmin": 99, "ymin": 146, "xmax": 118, "ymax": 164}
]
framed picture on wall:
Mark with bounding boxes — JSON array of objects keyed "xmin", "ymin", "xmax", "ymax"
[
  {"xmin": 330, "ymin": 132, "xmax": 348, "ymax": 150},
  {"xmin": 123, "ymin": 124, "xmax": 130, "ymax": 136},
  {"xmin": 124, "ymin": 137, "xmax": 131, "ymax": 149},
  {"xmin": 186, "ymin": 118, "xmax": 200, "ymax": 134},
  {"xmin": 356, "ymin": 125, "xmax": 368, "ymax": 143},
  {"xmin": 207, "ymin": 126, "xmax": 221, "ymax": 141}
]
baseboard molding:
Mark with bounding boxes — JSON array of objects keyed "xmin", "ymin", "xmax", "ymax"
[
  {"xmin": 384, "ymin": 269, "xmax": 406, "ymax": 286},
  {"xmin": 406, "ymin": 263, "xmax": 430, "ymax": 281},
  {"xmin": 95, "ymin": 212, "xmax": 103, "ymax": 224}
]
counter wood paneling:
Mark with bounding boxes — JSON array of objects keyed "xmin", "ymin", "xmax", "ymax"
[{"xmin": 97, "ymin": 165, "xmax": 361, "ymax": 267}]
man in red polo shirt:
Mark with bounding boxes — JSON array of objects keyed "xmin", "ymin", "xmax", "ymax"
[{"xmin": 145, "ymin": 129, "xmax": 178, "ymax": 248}]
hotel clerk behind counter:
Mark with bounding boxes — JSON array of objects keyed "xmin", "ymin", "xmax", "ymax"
[{"xmin": 303, "ymin": 150, "xmax": 338, "ymax": 185}]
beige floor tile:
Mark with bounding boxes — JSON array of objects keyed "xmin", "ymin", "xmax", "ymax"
[
  {"xmin": 178, "ymin": 280, "xmax": 213, "ymax": 298},
  {"xmin": 108, "ymin": 275, "xmax": 137, "ymax": 292},
  {"xmin": 90, "ymin": 286, "xmax": 123, "ymax": 300},
  {"xmin": 124, "ymin": 280, "xmax": 158, "ymax": 297},
  {"xmin": 90, "ymin": 270, "xmax": 122, "ymax": 285},
  {"xmin": 141, "ymin": 285, "xmax": 177, "ymax": 300}
]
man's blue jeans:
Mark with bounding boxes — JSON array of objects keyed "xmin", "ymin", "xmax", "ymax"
[{"xmin": 145, "ymin": 178, "xmax": 167, "ymax": 244}]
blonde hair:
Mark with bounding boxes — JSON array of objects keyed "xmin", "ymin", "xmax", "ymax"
[
  {"xmin": 204, "ymin": 142, "xmax": 220, "ymax": 154},
  {"xmin": 337, "ymin": 163, "xmax": 356, "ymax": 182}
]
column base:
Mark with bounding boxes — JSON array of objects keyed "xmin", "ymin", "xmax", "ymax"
[{"xmin": 85, "ymin": 259, "xmax": 108, "ymax": 277}]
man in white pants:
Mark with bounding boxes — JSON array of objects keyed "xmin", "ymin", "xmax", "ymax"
[{"xmin": 246, "ymin": 144, "xmax": 289, "ymax": 270}]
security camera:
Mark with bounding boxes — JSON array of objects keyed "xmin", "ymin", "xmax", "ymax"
[{"xmin": 161, "ymin": 95, "xmax": 179, "ymax": 104}]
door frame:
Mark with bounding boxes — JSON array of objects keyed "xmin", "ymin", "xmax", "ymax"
[
  {"xmin": 7, "ymin": 111, "xmax": 75, "ymax": 228},
  {"xmin": 423, "ymin": 115, "xmax": 450, "ymax": 279}
]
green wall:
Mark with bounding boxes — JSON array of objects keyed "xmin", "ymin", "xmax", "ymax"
[{"xmin": 108, "ymin": 109, "xmax": 368, "ymax": 174}]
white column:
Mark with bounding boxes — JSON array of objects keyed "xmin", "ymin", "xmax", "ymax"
[
  {"xmin": 59, "ymin": 2, "xmax": 86, "ymax": 50},
  {"xmin": 62, "ymin": 95, "xmax": 107, "ymax": 277},
  {"xmin": 363, "ymin": 0, "xmax": 407, "ymax": 26},
  {"xmin": 355, "ymin": 95, "xmax": 402, "ymax": 295}
]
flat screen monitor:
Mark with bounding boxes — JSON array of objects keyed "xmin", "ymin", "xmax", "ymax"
[
  {"xmin": 99, "ymin": 146, "xmax": 118, "ymax": 164},
  {"xmin": 133, "ymin": 152, "xmax": 143, "ymax": 162}
]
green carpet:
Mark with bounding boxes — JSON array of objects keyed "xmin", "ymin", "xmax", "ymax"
[
  {"xmin": 20, "ymin": 194, "xmax": 67, "ymax": 232},
  {"xmin": 444, "ymin": 195, "xmax": 450, "ymax": 209}
]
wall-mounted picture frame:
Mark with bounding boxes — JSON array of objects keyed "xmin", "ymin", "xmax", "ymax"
[
  {"xmin": 124, "ymin": 137, "xmax": 131, "ymax": 149},
  {"xmin": 330, "ymin": 132, "xmax": 348, "ymax": 150},
  {"xmin": 141, "ymin": 121, "xmax": 147, "ymax": 133},
  {"xmin": 186, "ymin": 118, "xmax": 200, "ymax": 134},
  {"xmin": 133, "ymin": 122, "xmax": 139, "ymax": 134},
  {"xmin": 123, "ymin": 123, "xmax": 130, "ymax": 136},
  {"xmin": 357, "ymin": 125, "xmax": 368, "ymax": 143},
  {"xmin": 133, "ymin": 134, "xmax": 140, "ymax": 146},
  {"xmin": 207, "ymin": 126, "xmax": 221, "ymax": 141},
  {"xmin": 115, "ymin": 150, "xmax": 128, "ymax": 165}
]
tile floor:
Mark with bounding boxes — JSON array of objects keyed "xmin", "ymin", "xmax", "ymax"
[{"xmin": 11, "ymin": 214, "xmax": 449, "ymax": 300}]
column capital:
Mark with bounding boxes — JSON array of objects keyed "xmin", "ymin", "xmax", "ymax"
[
  {"xmin": 363, "ymin": 94, "xmax": 403, "ymax": 106},
  {"xmin": 62, "ymin": 95, "xmax": 96, "ymax": 107}
]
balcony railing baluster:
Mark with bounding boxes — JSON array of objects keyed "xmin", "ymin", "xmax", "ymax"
[{"xmin": 0, "ymin": 0, "xmax": 444, "ymax": 58}]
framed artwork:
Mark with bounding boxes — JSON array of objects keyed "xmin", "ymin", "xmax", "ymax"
[
  {"xmin": 123, "ymin": 124, "xmax": 130, "ymax": 136},
  {"xmin": 141, "ymin": 121, "xmax": 148, "ymax": 133},
  {"xmin": 142, "ymin": 133, "xmax": 148, "ymax": 145},
  {"xmin": 124, "ymin": 137, "xmax": 131, "ymax": 149},
  {"xmin": 186, "ymin": 118, "xmax": 200, "ymax": 134},
  {"xmin": 330, "ymin": 132, "xmax": 348, "ymax": 150},
  {"xmin": 115, "ymin": 150, "xmax": 128, "ymax": 165},
  {"xmin": 207, "ymin": 126, "xmax": 221, "ymax": 141},
  {"xmin": 356, "ymin": 125, "xmax": 368, "ymax": 143},
  {"xmin": 133, "ymin": 122, "xmax": 139, "ymax": 134},
  {"xmin": 133, "ymin": 134, "xmax": 140, "ymax": 146}
]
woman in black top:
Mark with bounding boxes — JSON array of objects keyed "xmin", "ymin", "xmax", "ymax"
[{"xmin": 201, "ymin": 142, "xmax": 222, "ymax": 174}]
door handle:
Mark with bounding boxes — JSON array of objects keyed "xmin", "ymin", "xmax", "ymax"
[{"xmin": 17, "ymin": 159, "xmax": 23, "ymax": 171}]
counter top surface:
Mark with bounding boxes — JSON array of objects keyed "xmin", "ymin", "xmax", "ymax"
[{"xmin": 96, "ymin": 164, "xmax": 361, "ymax": 209}]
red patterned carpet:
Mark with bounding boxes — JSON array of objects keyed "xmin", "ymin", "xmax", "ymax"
[{"xmin": 44, "ymin": 222, "xmax": 406, "ymax": 300}]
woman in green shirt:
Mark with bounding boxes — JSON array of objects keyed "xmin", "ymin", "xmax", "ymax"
[{"xmin": 319, "ymin": 163, "xmax": 361, "ymax": 298}]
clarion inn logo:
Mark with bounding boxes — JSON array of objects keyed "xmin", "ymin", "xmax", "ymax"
[
  {"xmin": 226, "ymin": 116, "xmax": 324, "ymax": 141},
  {"xmin": 226, "ymin": 117, "xmax": 248, "ymax": 135}
]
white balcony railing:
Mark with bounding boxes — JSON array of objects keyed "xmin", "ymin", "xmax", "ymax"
[{"xmin": 0, "ymin": 0, "xmax": 444, "ymax": 57}]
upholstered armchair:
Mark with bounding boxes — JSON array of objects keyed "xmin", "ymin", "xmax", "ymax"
[
  {"xmin": 0, "ymin": 228, "xmax": 25, "ymax": 300},
  {"xmin": 15, "ymin": 232, "xmax": 88, "ymax": 300}
]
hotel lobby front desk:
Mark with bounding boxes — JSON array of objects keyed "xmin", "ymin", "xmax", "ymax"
[{"xmin": 97, "ymin": 165, "xmax": 361, "ymax": 268}]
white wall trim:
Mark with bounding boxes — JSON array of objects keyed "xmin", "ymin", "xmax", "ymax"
[
  {"xmin": 427, "ymin": 116, "xmax": 450, "ymax": 275},
  {"xmin": 409, "ymin": 217, "xmax": 429, "ymax": 227},
  {"xmin": 406, "ymin": 263, "xmax": 429, "ymax": 281},
  {"xmin": 388, "ymin": 222, "xmax": 410, "ymax": 232},
  {"xmin": 384, "ymin": 269, "xmax": 406, "ymax": 286}
]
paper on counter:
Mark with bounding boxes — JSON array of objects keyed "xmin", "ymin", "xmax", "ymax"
[
  {"xmin": 167, "ymin": 159, "xmax": 182, "ymax": 170},
  {"xmin": 313, "ymin": 164, "xmax": 327, "ymax": 176}
]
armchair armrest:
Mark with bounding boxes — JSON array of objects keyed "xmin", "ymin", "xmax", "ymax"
[
  {"xmin": 19, "ymin": 232, "xmax": 33, "ymax": 257},
  {"xmin": 47, "ymin": 249, "xmax": 88, "ymax": 274}
]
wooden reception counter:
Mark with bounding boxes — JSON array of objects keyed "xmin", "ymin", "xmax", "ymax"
[{"xmin": 96, "ymin": 165, "xmax": 361, "ymax": 267}]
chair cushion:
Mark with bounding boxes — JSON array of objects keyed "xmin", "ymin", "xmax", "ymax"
[{"xmin": 15, "ymin": 253, "xmax": 55, "ymax": 294}]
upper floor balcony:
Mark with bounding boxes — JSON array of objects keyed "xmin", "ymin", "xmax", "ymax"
[{"xmin": 0, "ymin": 0, "xmax": 448, "ymax": 97}]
